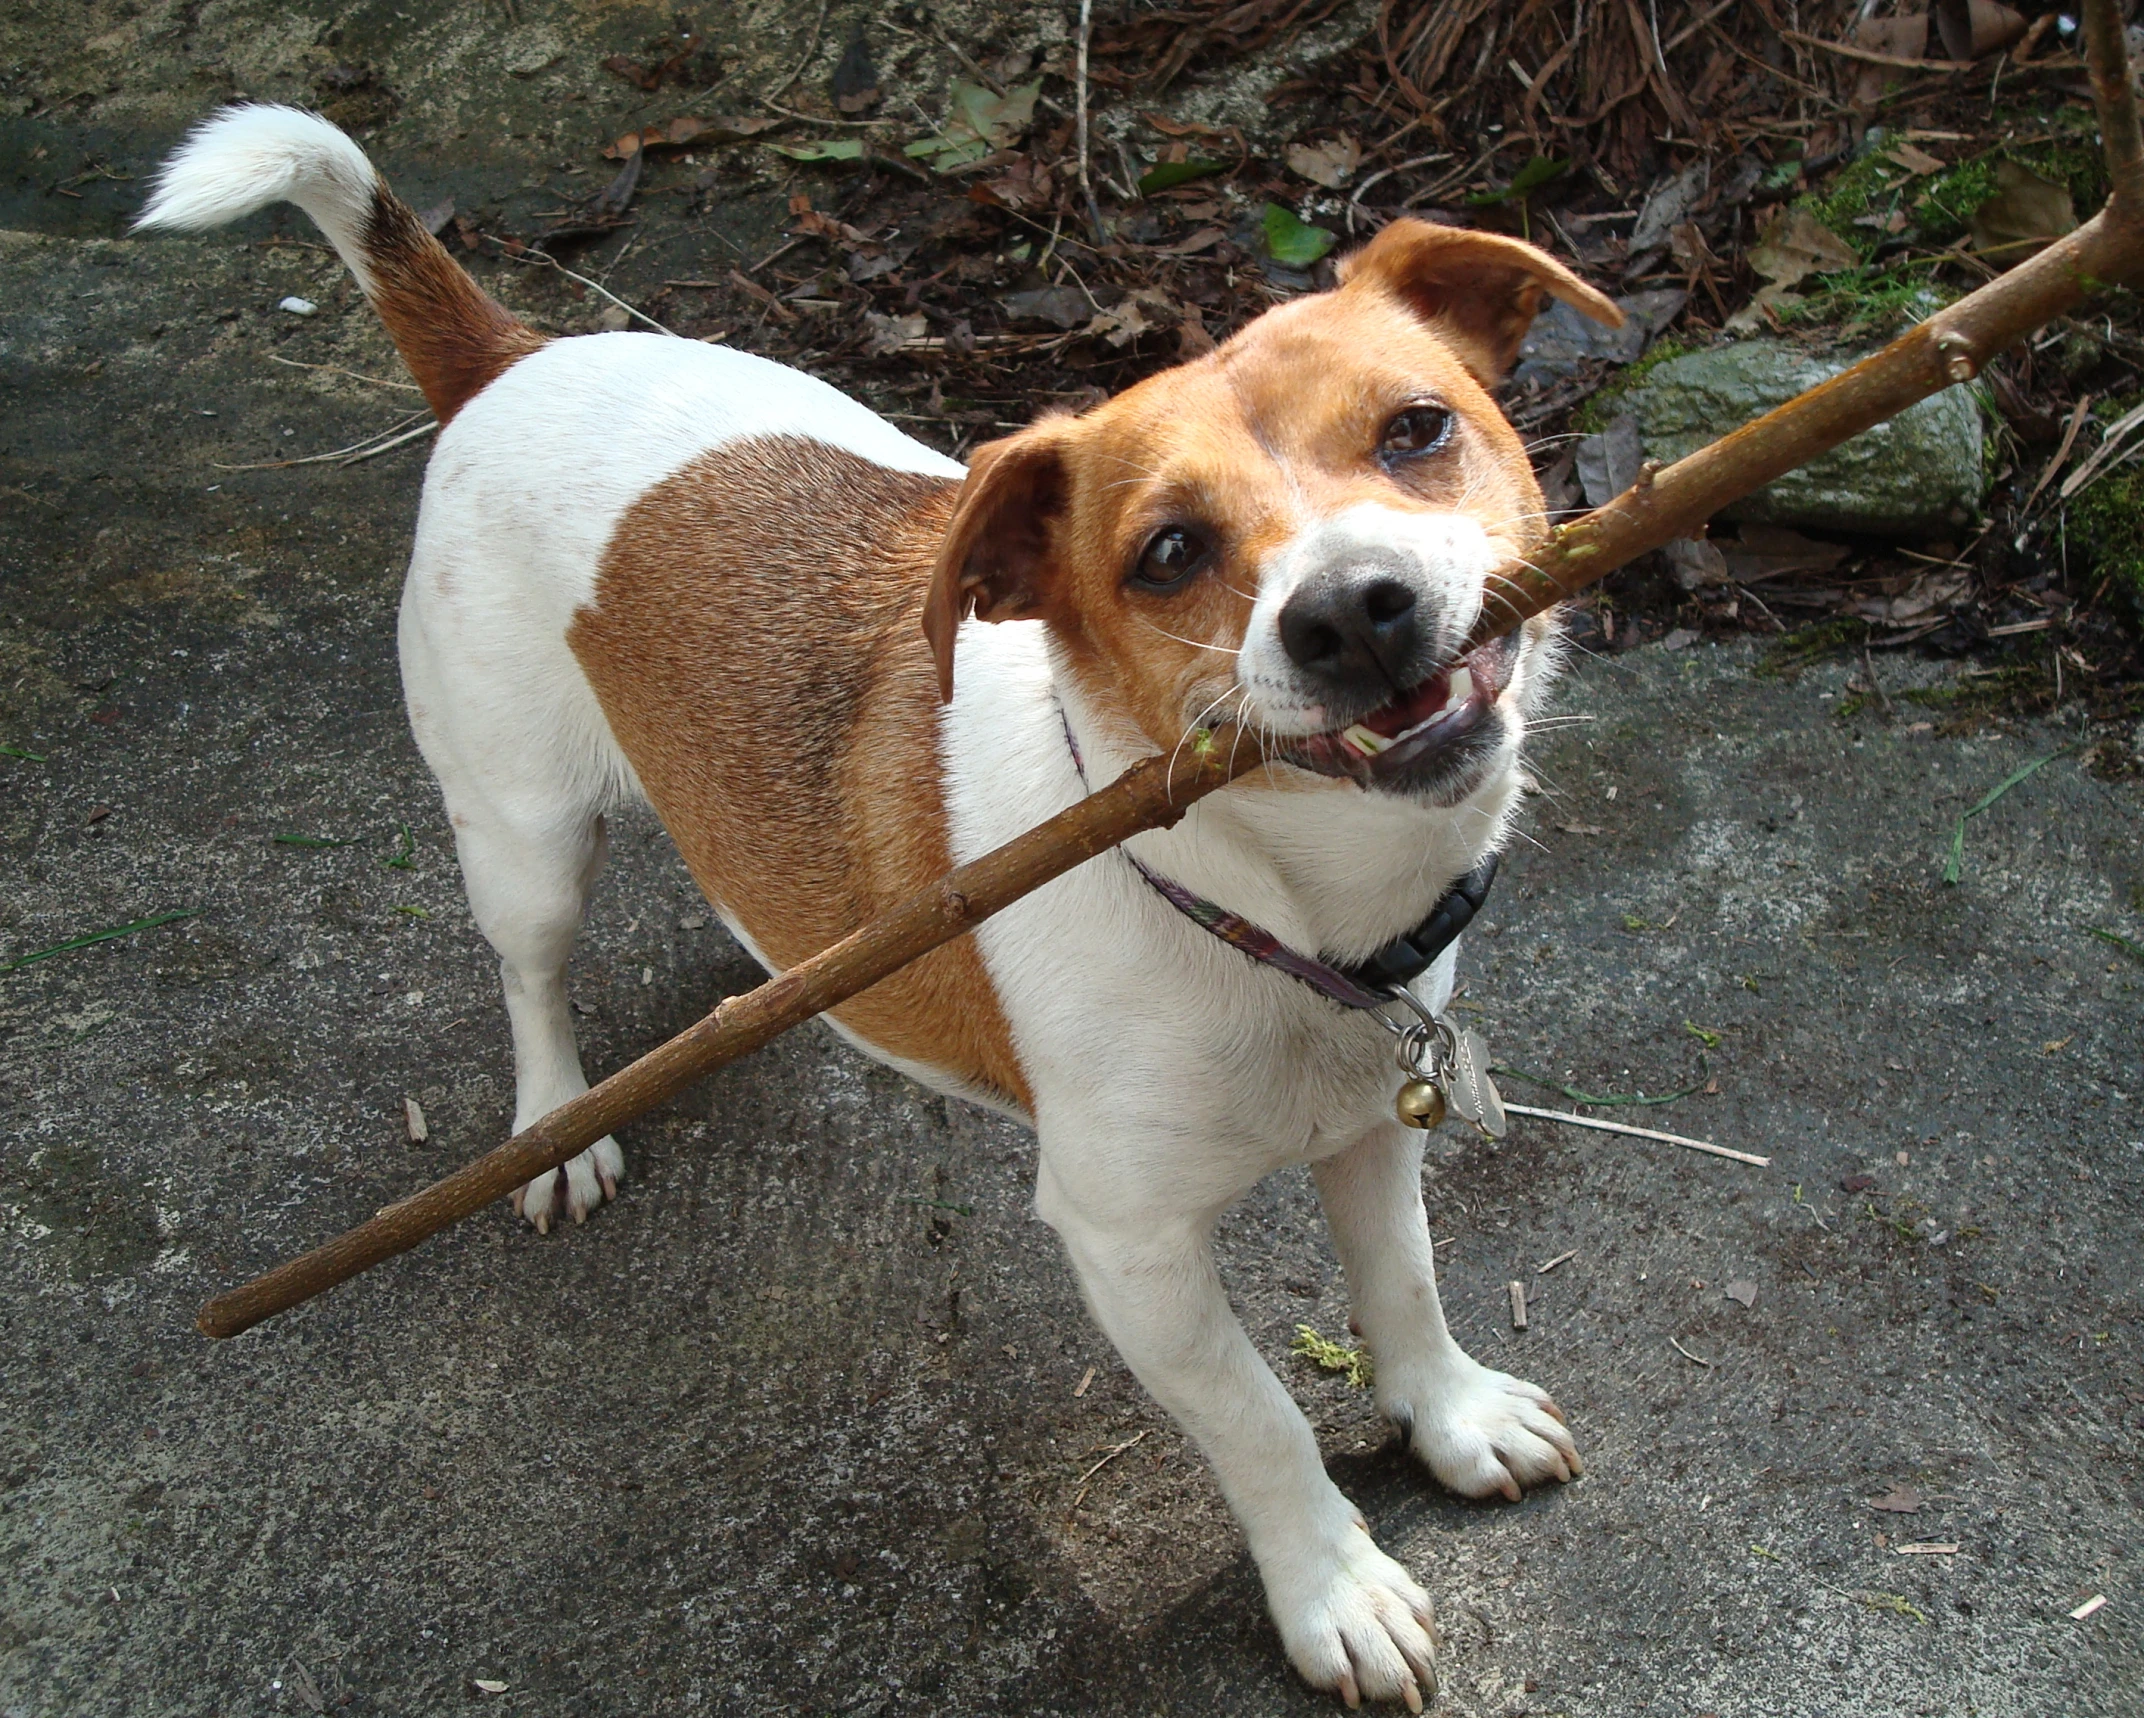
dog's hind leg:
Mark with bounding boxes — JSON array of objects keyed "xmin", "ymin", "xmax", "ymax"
[
  {"xmin": 1313, "ymin": 1123, "xmax": 1581, "ymax": 1501},
  {"xmin": 399, "ymin": 584, "xmax": 630, "ymax": 1233}
]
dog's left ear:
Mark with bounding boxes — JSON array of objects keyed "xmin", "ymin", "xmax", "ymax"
[
  {"xmin": 1338, "ymin": 219, "xmax": 1623, "ymax": 388},
  {"xmin": 922, "ymin": 423, "xmax": 1071, "ymax": 703}
]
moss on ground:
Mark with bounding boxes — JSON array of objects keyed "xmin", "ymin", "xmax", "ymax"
[
  {"xmin": 2065, "ymin": 458, "xmax": 2144, "ymax": 622},
  {"xmin": 1772, "ymin": 119, "xmax": 2108, "ymax": 337},
  {"xmin": 1572, "ymin": 334, "xmax": 1700, "ymax": 433}
]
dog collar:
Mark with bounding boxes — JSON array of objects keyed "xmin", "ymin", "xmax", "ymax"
[{"xmin": 1059, "ymin": 705, "xmax": 1498, "ymax": 1011}]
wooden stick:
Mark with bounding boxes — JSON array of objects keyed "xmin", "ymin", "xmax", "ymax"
[
  {"xmin": 1502, "ymin": 1101, "xmax": 1771, "ymax": 1167},
  {"xmin": 197, "ymin": 737, "xmax": 1263, "ymax": 1338},
  {"xmin": 197, "ymin": 0, "xmax": 2144, "ymax": 1341}
]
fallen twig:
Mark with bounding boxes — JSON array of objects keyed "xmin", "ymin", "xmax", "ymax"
[
  {"xmin": 1669, "ymin": 1336, "xmax": 1714, "ymax": 1366},
  {"xmin": 1067, "ymin": 1429, "xmax": 1148, "ymax": 1516},
  {"xmin": 1780, "ymin": 29, "xmax": 1972, "ymax": 73},
  {"xmin": 2058, "ymin": 397, "xmax": 2144, "ymax": 500},
  {"xmin": 212, "ymin": 411, "xmax": 435, "ymax": 471},
  {"xmin": 1076, "ymin": 0, "xmax": 1107, "ymax": 239},
  {"xmin": 267, "ymin": 354, "xmax": 422, "ymax": 392},
  {"xmin": 769, "ymin": 0, "xmax": 829, "ymax": 101},
  {"xmin": 1502, "ymin": 1102, "xmax": 1771, "ymax": 1167},
  {"xmin": 485, "ymin": 235, "xmax": 677, "ymax": 335},
  {"xmin": 2026, "ymin": 392, "xmax": 2095, "ymax": 509}
]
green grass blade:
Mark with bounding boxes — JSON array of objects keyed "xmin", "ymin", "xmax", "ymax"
[{"xmin": 2, "ymin": 910, "xmax": 198, "ymax": 974}]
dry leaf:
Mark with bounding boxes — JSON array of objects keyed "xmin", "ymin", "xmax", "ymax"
[
  {"xmin": 1629, "ymin": 160, "xmax": 1709, "ymax": 256},
  {"xmin": 861, "ymin": 312, "xmax": 926, "ymax": 355},
  {"xmin": 402, "ymin": 1096, "xmax": 428, "ymax": 1143},
  {"xmin": 603, "ymin": 115, "xmax": 776, "ymax": 159},
  {"xmin": 1285, "ymin": 135, "xmax": 1363, "ymax": 189},
  {"xmin": 1155, "ymin": 225, "xmax": 1227, "ymax": 257},
  {"xmin": 1849, "ymin": 14, "xmax": 1931, "ymax": 105},
  {"xmin": 1081, "ymin": 288, "xmax": 1179, "ymax": 349},
  {"xmin": 1718, "ymin": 525, "xmax": 1853, "ymax": 582},
  {"xmin": 1725, "ymin": 1279, "xmax": 1757, "ymax": 1307},
  {"xmin": 1867, "ymin": 1483, "xmax": 1924, "ymax": 1514},
  {"xmin": 1969, "ymin": 159, "xmax": 2077, "ymax": 263},
  {"xmin": 1884, "ymin": 141, "xmax": 1946, "ymax": 175},
  {"xmin": 1746, "ymin": 209, "xmax": 1861, "ymax": 290}
]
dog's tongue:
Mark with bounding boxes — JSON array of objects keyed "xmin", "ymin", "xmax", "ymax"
[{"xmin": 1360, "ymin": 667, "xmax": 1453, "ymax": 739}]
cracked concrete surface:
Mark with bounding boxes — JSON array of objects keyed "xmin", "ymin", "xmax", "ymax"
[{"xmin": 3, "ymin": 5, "xmax": 2141, "ymax": 1715}]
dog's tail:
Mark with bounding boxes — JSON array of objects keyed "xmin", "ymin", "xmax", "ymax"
[{"xmin": 135, "ymin": 104, "xmax": 544, "ymax": 425}]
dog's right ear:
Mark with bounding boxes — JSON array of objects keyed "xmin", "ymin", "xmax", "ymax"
[{"xmin": 922, "ymin": 424, "xmax": 1071, "ymax": 703}]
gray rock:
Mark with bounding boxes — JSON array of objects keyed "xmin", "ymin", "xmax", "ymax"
[{"xmin": 1613, "ymin": 338, "xmax": 1984, "ymax": 536}]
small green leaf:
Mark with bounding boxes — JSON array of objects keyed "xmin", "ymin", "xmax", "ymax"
[
  {"xmin": 380, "ymin": 823, "xmax": 417, "ymax": 871},
  {"xmin": 1683, "ymin": 1019, "xmax": 1722, "ymax": 1049},
  {"xmin": 1137, "ymin": 158, "xmax": 1224, "ymax": 196},
  {"xmin": 392, "ymin": 904, "xmax": 431, "ymax": 920},
  {"xmin": 765, "ymin": 138, "xmax": 865, "ymax": 163},
  {"xmin": 273, "ymin": 833, "xmax": 357, "ymax": 849},
  {"xmin": 1259, "ymin": 203, "xmax": 1335, "ymax": 268},
  {"xmin": 1468, "ymin": 155, "xmax": 1568, "ymax": 205},
  {"xmin": 0, "ymin": 743, "xmax": 46, "ymax": 762}
]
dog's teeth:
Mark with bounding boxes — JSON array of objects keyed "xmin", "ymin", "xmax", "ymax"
[
  {"xmin": 1442, "ymin": 666, "xmax": 1474, "ymax": 713},
  {"xmin": 1342, "ymin": 723, "xmax": 1392, "ymax": 758}
]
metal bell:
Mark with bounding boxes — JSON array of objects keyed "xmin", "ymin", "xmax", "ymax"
[{"xmin": 1395, "ymin": 1078, "xmax": 1446, "ymax": 1130}]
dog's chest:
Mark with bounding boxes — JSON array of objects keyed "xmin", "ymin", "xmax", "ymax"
[{"xmin": 940, "ymin": 623, "xmax": 1463, "ymax": 1168}]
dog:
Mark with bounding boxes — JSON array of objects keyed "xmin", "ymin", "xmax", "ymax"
[{"xmin": 141, "ymin": 104, "xmax": 1622, "ymax": 1708}]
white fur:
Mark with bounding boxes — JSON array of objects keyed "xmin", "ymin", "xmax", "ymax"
[
  {"xmin": 142, "ymin": 109, "xmax": 1580, "ymax": 1704},
  {"xmin": 134, "ymin": 105, "xmax": 387, "ymax": 295},
  {"xmin": 1237, "ymin": 501, "xmax": 1502, "ymax": 736},
  {"xmin": 396, "ymin": 333, "xmax": 960, "ymax": 1224}
]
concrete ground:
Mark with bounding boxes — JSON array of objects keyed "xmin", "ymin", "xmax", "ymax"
[{"xmin": 3, "ymin": 5, "xmax": 2140, "ymax": 1715}]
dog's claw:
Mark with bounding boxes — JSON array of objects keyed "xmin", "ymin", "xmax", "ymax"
[
  {"xmin": 511, "ymin": 1138, "xmax": 623, "ymax": 1232},
  {"xmin": 1337, "ymin": 1671, "xmax": 1360, "ymax": 1710}
]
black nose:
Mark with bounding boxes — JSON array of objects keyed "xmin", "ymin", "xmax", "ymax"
[{"xmin": 1277, "ymin": 573, "xmax": 1421, "ymax": 690}]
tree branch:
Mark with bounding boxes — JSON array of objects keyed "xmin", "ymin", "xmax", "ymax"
[{"xmin": 196, "ymin": 737, "xmax": 1264, "ymax": 1338}]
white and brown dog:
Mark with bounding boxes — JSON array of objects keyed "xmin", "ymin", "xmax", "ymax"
[{"xmin": 142, "ymin": 106, "xmax": 1623, "ymax": 1708}]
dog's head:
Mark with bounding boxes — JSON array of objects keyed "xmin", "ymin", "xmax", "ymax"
[{"xmin": 922, "ymin": 219, "xmax": 1621, "ymax": 806}]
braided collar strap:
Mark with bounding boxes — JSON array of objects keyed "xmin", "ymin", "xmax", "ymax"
[{"xmin": 1059, "ymin": 705, "xmax": 1498, "ymax": 1011}]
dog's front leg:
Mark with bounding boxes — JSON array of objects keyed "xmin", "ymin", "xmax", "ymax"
[
  {"xmin": 1037, "ymin": 1151, "xmax": 1438, "ymax": 1709},
  {"xmin": 1313, "ymin": 1123, "xmax": 1581, "ymax": 1502}
]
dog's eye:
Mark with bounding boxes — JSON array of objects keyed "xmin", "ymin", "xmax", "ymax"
[
  {"xmin": 1380, "ymin": 405, "xmax": 1453, "ymax": 461},
  {"xmin": 1130, "ymin": 526, "xmax": 1212, "ymax": 593}
]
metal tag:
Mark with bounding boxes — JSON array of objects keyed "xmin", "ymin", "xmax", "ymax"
[{"xmin": 1446, "ymin": 1027, "xmax": 1509, "ymax": 1139}]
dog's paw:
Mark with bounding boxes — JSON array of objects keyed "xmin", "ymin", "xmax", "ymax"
[
  {"xmin": 510, "ymin": 1135, "xmax": 624, "ymax": 1233},
  {"xmin": 1268, "ymin": 1520, "xmax": 1438, "ymax": 1711},
  {"xmin": 1386, "ymin": 1354, "xmax": 1581, "ymax": 1503}
]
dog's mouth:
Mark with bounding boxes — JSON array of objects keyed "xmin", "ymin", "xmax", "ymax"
[{"xmin": 1282, "ymin": 638, "xmax": 1513, "ymax": 785}]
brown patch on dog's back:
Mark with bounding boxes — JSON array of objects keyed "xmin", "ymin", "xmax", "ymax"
[{"xmin": 569, "ymin": 437, "xmax": 1031, "ymax": 1113}]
